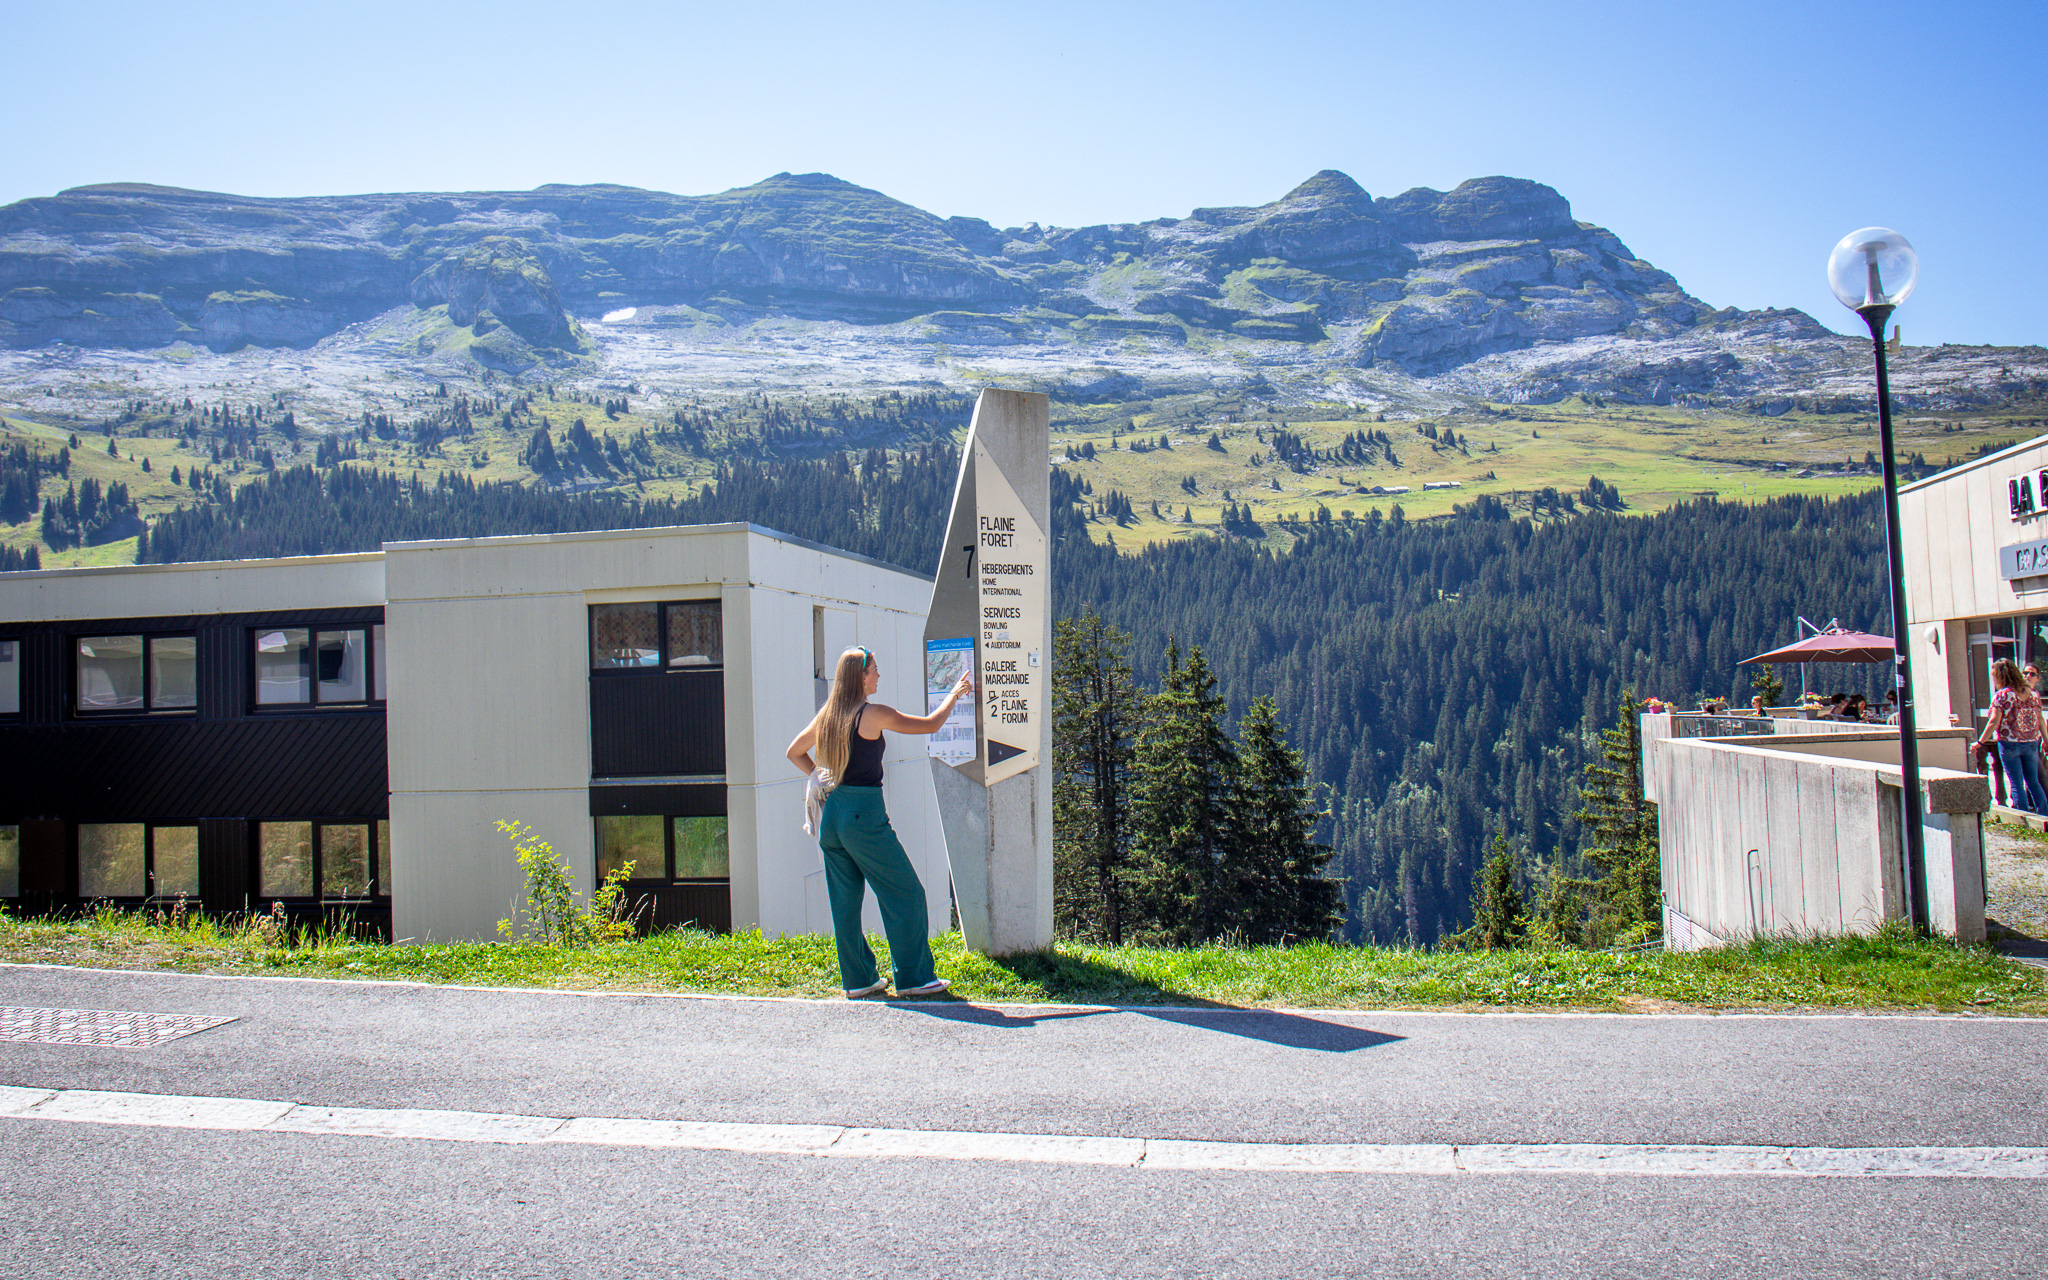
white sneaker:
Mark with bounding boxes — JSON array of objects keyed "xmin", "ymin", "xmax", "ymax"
[
  {"xmin": 844, "ymin": 979, "xmax": 889, "ymax": 998},
  {"xmin": 896, "ymin": 978, "xmax": 951, "ymax": 998}
]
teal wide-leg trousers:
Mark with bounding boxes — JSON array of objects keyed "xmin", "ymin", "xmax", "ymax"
[{"xmin": 817, "ymin": 785, "xmax": 937, "ymax": 991}]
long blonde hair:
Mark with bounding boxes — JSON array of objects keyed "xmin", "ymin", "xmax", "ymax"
[{"xmin": 810, "ymin": 646, "xmax": 872, "ymax": 782}]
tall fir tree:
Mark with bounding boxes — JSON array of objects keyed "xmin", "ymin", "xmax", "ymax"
[
  {"xmin": 1051, "ymin": 612, "xmax": 1140, "ymax": 945},
  {"xmin": 1126, "ymin": 641, "xmax": 1235, "ymax": 945},
  {"xmin": 1451, "ymin": 832, "xmax": 1528, "ymax": 951},
  {"xmin": 1222, "ymin": 695, "xmax": 1340, "ymax": 943},
  {"xmin": 1573, "ymin": 691, "xmax": 1661, "ymax": 943}
]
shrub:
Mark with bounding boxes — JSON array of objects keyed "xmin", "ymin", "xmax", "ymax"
[{"xmin": 495, "ymin": 820, "xmax": 637, "ymax": 946}]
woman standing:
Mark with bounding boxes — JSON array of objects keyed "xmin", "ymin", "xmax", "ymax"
[
  {"xmin": 787, "ymin": 645, "xmax": 974, "ymax": 998},
  {"xmin": 1979, "ymin": 658, "xmax": 2048, "ymax": 815}
]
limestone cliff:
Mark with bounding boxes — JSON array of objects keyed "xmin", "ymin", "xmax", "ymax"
[{"xmin": 0, "ymin": 169, "xmax": 1829, "ymax": 389}]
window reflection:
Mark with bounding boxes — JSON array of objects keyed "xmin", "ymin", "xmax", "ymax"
[
  {"xmin": 665, "ymin": 602, "xmax": 723, "ymax": 667},
  {"xmin": 316, "ymin": 630, "xmax": 367, "ymax": 703},
  {"xmin": 596, "ymin": 815, "xmax": 664, "ymax": 881},
  {"xmin": 80, "ymin": 823, "xmax": 146, "ymax": 898},
  {"xmin": 321, "ymin": 824, "xmax": 370, "ymax": 898},
  {"xmin": 592, "ymin": 604, "xmax": 660, "ymax": 669},
  {"xmin": 259, "ymin": 821, "xmax": 314, "ymax": 897},
  {"xmin": 0, "ymin": 639, "xmax": 18, "ymax": 716},
  {"xmin": 78, "ymin": 635, "xmax": 145, "ymax": 710},
  {"xmin": 255, "ymin": 630, "xmax": 311, "ymax": 705},
  {"xmin": 150, "ymin": 636, "xmax": 198, "ymax": 709},
  {"xmin": 0, "ymin": 826, "xmax": 19, "ymax": 898},
  {"xmin": 672, "ymin": 817, "xmax": 729, "ymax": 880},
  {"xmin": 152, "ymin": 826, "xmax": 200, "ymax": 898}
]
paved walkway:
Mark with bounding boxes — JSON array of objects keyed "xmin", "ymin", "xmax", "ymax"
[{"xmin": 6, "ymin": 964, "xmax": 2047, "ymax": 1278}]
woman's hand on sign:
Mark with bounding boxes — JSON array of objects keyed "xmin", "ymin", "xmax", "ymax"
[{"xmin": 953, "ymin": 670, "xmax": 976, "ymax": 699}]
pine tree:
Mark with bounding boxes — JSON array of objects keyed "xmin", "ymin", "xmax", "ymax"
[
  {"xmin": 1573, "ymin": 692, "xmax": 1661, "ymax": 943},
  {"xmin": 1223, "ymin": 696, "xmax": 1339, "ymax": 943},
  {"xmin": 1454, "ymin": 833, "xmax": 1528, "ymax": 951},
  {"xmin": 1126, "ymin": 641, "xmax": 1235, "ymax": 944},
  {"xmin": 1051, "ymin": 612, "xmax": 1140, "ymax": 944}
]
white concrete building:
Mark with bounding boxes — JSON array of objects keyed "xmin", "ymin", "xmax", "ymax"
[
  {"xmin": 1898, "ymin": 434, "xmax": 2048, "ymax": 736},
  {"xmin": 0, "ymin": 523, "xmax": 944, "ymax": 944}
]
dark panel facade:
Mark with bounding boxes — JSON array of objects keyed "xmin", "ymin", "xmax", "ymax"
[
  {"xmin": 621, "ymin": 884, "xmax": 732, "ymax": 935},
  {"xmin": 0, "ymin": 606, "xmax": 388, "ymax": 922},
  {"xmin": 588, "ymin": 783, "xmax": 726, "ymax": 817},
  {"xmin": 0, "ymin": 717, "xmax": 387, "ymax": 820},
  {"xmin": 589, "ymin": 670, "xmax": 724, "ymax": 778}
]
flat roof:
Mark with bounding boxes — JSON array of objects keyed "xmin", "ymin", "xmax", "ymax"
[
  {"xmin": 0, "ymin": 522, "xmax": 935, "ymax": 584},
  {"xmin": 382, "ymin": 521, "xmax": 934, "ymax": 582},
  {"xmin": 1900, "ymin": 431, "xmax": 2048, "ymax": 495}
]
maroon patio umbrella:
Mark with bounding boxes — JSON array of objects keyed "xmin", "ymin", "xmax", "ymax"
[{"xmin": 1739, "ymin": 627, "xmax": 1896, "ymax": 665}]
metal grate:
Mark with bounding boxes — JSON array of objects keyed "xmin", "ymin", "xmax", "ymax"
[{"xmin": 0, "ymin": 1006, "xmax": 238, "ymax": 1048}]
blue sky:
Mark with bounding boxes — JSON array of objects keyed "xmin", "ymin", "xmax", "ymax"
[{"xmin": 6, "ymin": 0, "xmax": 2042, "ymax": 346}]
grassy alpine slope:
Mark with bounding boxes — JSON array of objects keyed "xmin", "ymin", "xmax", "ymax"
[
  {"xmin": 4, "ymin": 387, "xmax": 2046, "ymax": 568},
  {"xmin": 4, "ymin": 909, "xmax": 2042, "ymax": 1014}
]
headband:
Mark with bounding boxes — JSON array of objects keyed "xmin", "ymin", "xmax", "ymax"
[{"xmin": 858, "ymin": 646, "xmax": 871, "ymax": 670}]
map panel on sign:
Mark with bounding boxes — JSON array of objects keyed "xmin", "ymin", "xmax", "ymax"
[{"xmin": 925, "ymin": 637, "xmax": 977, "ymax": 766}]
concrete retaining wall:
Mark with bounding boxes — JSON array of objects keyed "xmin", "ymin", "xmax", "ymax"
[{"xmin": 1650, "ymin": 733, "xmax": 1987, "ymax": 949}]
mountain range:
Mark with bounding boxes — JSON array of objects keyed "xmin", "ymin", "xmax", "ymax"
[{"xmin": 1, "ymin": 170, "xmax": 2042, "ymax": 415}]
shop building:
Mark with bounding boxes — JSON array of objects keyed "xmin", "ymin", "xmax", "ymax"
[
  {"xmin": 1898, "ymin": 434, "xmax": 2048, "ymax": 735},
  {"xmin": 0, "ymin": 523, "xmax": 942, "ymax": 943}
]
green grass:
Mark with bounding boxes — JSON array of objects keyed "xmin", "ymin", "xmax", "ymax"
[
  {"xmin": 4, "ymin": 908, "xmax": 2041, "ymax": 1013},
  {"xmin": 1050, "ymin": 397, "xmax": 2040, "ymax": 549}
]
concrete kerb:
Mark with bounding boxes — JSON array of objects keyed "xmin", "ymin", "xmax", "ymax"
[
  {"xmin": 6, "ymin": 959, "xmax": 2048, "ymax": 1022},
  {"xmin": 4, "ymin": 960, "xmax": 2048, "ymax": 1022}
]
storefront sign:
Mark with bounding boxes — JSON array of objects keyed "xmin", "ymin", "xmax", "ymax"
[
  {"xmin": 1999, "ymin": 536, "xmax": 2048, "ymax": 580},
  {"xmin": 2010, "ymin": 469, "xmax": 2048, "ymax": 520}
]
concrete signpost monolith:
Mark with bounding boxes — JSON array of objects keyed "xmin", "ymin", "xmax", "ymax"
[{"xmin": 923, "ymin": 388, "xmax": 1053, "ymax": 956}]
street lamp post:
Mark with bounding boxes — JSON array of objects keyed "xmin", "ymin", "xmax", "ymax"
[{"xmin": 1827, "ymin": 227, "xmax": 1927, "ymax": 931}]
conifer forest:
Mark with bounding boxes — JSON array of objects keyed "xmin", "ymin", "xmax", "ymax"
[{"xmin": 95, "ymin": 435, "xmax": 1895, "ymax": 946}]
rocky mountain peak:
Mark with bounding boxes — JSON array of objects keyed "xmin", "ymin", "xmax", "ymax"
[
  {"xmin": 1377, "ymin": 176, "xmax": 1575, "ymax": 243},
  {"xmin": 0, "ymin": 169, "xmax": 1871, "ymax": 397}
]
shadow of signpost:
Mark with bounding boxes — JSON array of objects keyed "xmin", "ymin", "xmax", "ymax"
[{"xmin": 880, "ymin": 950, "xmax": 1407, "ymax": 1053}]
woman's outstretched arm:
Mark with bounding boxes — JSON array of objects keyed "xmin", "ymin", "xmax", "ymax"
[{"xmin": 862, "ymin": 671, "xmax": 975, "ymax": 735}]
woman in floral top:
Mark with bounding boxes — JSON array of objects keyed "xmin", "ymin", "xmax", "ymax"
[{"xmin": 1980, "ymin": 658, "xmax": 2048, "ymax": 814}]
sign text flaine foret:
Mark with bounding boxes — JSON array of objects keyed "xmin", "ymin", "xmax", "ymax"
[{"xmin": 971, "ymin": 441, "xmax": 1047, "ymax": 781}]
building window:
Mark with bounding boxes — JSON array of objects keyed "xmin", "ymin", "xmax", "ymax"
[
  {"xmin": 591, "ymin": 603, "xmax": 659, "ymax": 669},
  {"xmin": 665, "ymin": 601, "xmax": 723, "ymax": 668},
  {"xmin": 76, "ymin": 634, "xmax": 197, "ymax": 714},
  {"xmin": 257, "ymin": 820, "xmax": 389, "ymax": 900},
  {"xmin": 254, "ymin": 627, "xmax": 381, "ymax": 708},
  {"xmin": 77, "ymin": 823, "xmax": 199, "ymax": 899},
  {"xmin": 590, "ymin": 600, "xmax": 722, "ymax": 673},
  {"xmin": 0, "ymin": 638, "xmax": 18, "ymax": 716},
  {"xmin": 0, "ymin": 825, "xmax": 18, "ymax": 898},
  {"xmin": 595, "ymin": 814, "xmax": 729, "ymax": 883}
]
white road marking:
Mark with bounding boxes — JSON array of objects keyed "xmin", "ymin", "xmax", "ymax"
[{"xmin": 5, "ymin": 1085, "xmax": 2045, "ymax": 1178}]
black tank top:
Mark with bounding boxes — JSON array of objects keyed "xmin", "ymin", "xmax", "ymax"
[{"xmin": 842, "ymin": 705, "xmax": 886, "ymax": 788}]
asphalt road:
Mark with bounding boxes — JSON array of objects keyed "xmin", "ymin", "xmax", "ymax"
[{"xmin": 4, "ymin": 963, "xmax": 2046, "ymax": 1277}]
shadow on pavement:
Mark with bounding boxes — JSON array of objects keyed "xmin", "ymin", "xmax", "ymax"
[
  {"xmin": 881, "ymin": 951, "xmax": 1407, "ymax": 1052},
  {"xmin": 1131, "ymin": 1008, "xmax": 1404, "ymax": 1053}
]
